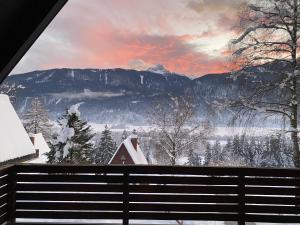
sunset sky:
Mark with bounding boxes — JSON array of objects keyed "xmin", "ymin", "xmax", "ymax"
[{"xmin": 12, "ymin": 0, "xmax": 244, "ymax": 77}]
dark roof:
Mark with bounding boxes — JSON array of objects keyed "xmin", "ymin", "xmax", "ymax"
[{"xmin": 0, "ymin": 0, "xmax": 67, "ymax": 83}]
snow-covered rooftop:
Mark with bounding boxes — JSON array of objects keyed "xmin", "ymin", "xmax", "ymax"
[
  {"xmin": 0, "ymin": 94, "xmax": 35, "ymax": 163},
  {"xmin": 109, "ymin": 135, "xmax": 148, "ymax": 165},
  {"xmin": 29, "ymin": 133, "xmax": 50, "ymax": 163}
]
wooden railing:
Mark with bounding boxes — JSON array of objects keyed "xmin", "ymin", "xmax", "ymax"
[
  {"xmin": 1, "ymin": 164, "xmax": 300, "ymax": 224},
  {"xmin": 0, "ymin": 166, "xmax": 14, "ymax": 225}
]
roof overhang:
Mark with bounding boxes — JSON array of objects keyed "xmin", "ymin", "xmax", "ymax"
[{"xmin": 0, "ymin": 0, "xmax": 67, "ymax": 83}]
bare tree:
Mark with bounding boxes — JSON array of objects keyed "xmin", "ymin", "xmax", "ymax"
[
  {"xmin": 23, "ymin": 97, "xmax": 53, "ymax": 140},
  {"xmin": 230, "ymin": 0, "xmax": 300, "ymax": 167},
  {"xmin": 149, "ymin": 95, "xmax": 212, "ymax": 165}
]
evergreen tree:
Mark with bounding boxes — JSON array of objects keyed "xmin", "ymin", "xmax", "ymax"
[
  {"xmin": 232, "ymin": 135, "xmax": 241, "ymax": 157},
  {"xmin": 187, "ymin": 149, "xmax": 201, "ymax": 166},
  {"xmin": 211, "ymin": 140, "xmax": 222, "ymax": 164},
  {"xmin": 23, "ymin": 97, "xmax": 52, "ymax": 140},
  {"xmin": 222, "ymin": 138, "xmax": 233, "ymax": 162},
  {"xmin": 204, "ymin": 142, "xmax": 212, "ymax": 165},
  {"xmin": 93, "ymin": 125, "xmax": 117, "ymax": 165},
  {"xmin": 47, "ymin": 104, "xmax": 95, "ymax": 164}
]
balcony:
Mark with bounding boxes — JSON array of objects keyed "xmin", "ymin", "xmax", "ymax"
[{"xmin": 1, "ymin": 164, "xmax": 300, "ymax": 225}]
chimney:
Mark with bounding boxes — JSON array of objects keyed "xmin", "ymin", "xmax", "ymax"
[{"xmin": 130, "ymin": 135, "xmax": 138, "ymax": 151}]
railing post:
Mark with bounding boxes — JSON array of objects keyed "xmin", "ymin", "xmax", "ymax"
[
  {"xmin": 7, "ymin": 166, "xmax": 16, "ymax": 225},
  {"xmin": 238, "ymin": 173, "xmax": 245, "ymax": 225},
  {"xmin": 123, "ymin": 171, "xmax": 129, "ymax": 225}
]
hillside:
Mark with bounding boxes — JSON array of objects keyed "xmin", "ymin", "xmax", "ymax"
[{"xmin": 3, "ymin": 65, "xmax": 282, "ymax": 125}]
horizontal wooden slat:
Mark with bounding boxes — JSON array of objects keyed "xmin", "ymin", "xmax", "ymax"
[
  {"xmin": 0, "ymin": 204, "xmax": 7, "ymax": 217},
  {"xmin": 16, "ymin": 192, "xmax": 123, "ymax": 202},
  {"xmin": 0, "ymin": 185, "xmax": 10, "ymax": 197},
  {"xmin": 15, "ymin": 210, "xmax": 123, "ymax": 219},
  {"xmin": 130, "ymin": 194, "xmax": 239, "ymax": 203},
  {"xmin": 129, "ymin": 212, "xmax": 238, "ymax": 221},
  {"xmin": 14, "ymin": 220, "xmax": 122, "ymax": 225},
  {"xmin": 17, "ymin": 183, "xmax": 124, "ymax": 192},
  {"xmin": 15, "ymin": 164, "xmax": 300, "ymax": 177},
  {"xmin": 245, "ymin": 177, "xmax": 300, "ymax": 186},
  {"xmin": 245, "ymin": 186, "xmax": 299, "ymax": 195},
  {"xmin": 15, "ymin": 164, "xmax": 241, "ymax": 175},
  {"xmin": 245, "ymin": 214, "xmax": 300, "ymax": 223},
  {"xmin": 129, "ymin": 175, "xmax": 239, "ymax": 185},
  {"xmin": 0, "ymin": 195, "xmax": 8, "ymax": 207},
  {"xmin": 0, "ymin": 212, "xmax": 8, "ymax": 225},
  {"xmin": 17, "ymin": 174, "xmax": 123, "ymax": 183},
  {"xmin": 129, "ymin": 184, "xmax": 238, "ymax": 194},
  {"xmin": 245, "ymin": 205, "xmax": 300, "ymax": 214},
  {"xmin": 0, "ymin": 166, "xmax": 13, "ymax": 177},
  {"xmin": 15, "ymin": 223, "xmax": 122, "ymax": 225},
  {"xmin": 0, "ymin": 176, "xmax": 9, "ymax": 187},
  {"xmin": 16, "ymin": 202, "xmax": 123, "ymax": 211},
  {"xmin": 129, "ymin": 203, "xmax": 239, "ymax": 212},
  {"xmin": 245, "ymin": 195, "xmax": 300, "ymax": 205}
]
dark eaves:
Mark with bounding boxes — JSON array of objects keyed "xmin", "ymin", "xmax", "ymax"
[{"xmin": 0, "ymin": 0, "xmax": 67, "ymax": 84}]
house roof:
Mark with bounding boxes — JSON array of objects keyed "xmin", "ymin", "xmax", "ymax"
[
  {"xmin": 29, "ymin": 133, "xmax": 51, "ymax": 163},
  {"xmin": 0, "ymin": 94, "xmax": 35, "ymax": 163},
  {"xmin": 109, "ymin": 135, "xmax": 148, "ymax": 165},
  {"xmin": 0, "ymin": 0, "xmax": 67, "ymax": 84}
]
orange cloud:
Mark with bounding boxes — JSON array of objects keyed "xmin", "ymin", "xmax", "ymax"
[{"xmin": 12, "ymin": 0, "xmax": 239, "ymax": 76}]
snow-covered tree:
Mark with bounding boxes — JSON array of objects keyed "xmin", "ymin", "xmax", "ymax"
[
  {"xmin": 23, "ymin": 97, "xmax": 52, "ymax": 140},
  {"xmin": 204, "ymin": 142, "xmax": 212, "ymax": 165},
  {"xmin": 230, "ymin": 0, "xmax": 300, "ymax": 167},
  {"xmin": 93, "ymin": 125, "xmax": 117, "ymax": 165},
  {"xmin": 149, "ymin": 95, "xmax": 212, "ymax": 165},
  {"xmin": 47, "ymin": 104, "xmax": 95, "ymax": 164},
  {"xmin": 186, "ymin": 149, "xmax": 202, "ymax": 166},
  {"xmin": 211, "ymin": 140, "xmax": 223, "ymax": 165},
  {"xmin": 208, "ymin": 134, "xmax": 293, "ymax": 168},
  {"xmin": 0, "ymin": 81, "xmax": 23, "ymax": 102}
]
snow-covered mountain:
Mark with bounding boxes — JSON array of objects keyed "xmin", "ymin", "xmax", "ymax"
[
  {"xmin": 147, "ymin": 64, "xmax": 170, "ymax": 75},
  {"xmin": 7, "ymin": 68, "xmax": 194, "ymax": 124},
  {"xmin": 4, "ymin": 66, "xmax": 280, "ymax": 125}
]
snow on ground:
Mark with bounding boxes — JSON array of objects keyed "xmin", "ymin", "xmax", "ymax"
[
  {"xmin": 29, "ymin": 133, "xmax": 50, "ymax": 163},
  {"xmin": 0, "ymin": 94, "xmax": 35, "ymax": 163}
]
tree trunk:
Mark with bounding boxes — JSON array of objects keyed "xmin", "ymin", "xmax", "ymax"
[
  {"xmin": 290, "ymin": 96, "xmax": 300, "ymax": 167},
  {"xmin": 170, "ymin": 154, "xmax": 176, "ymax": 166},
  {"xmin": 290, "ymin": 0, "xmax": 299, "ymax": 168},
  {"xmin": 170, "ymin": 143, "xmax": 176, "ymax": 166}
]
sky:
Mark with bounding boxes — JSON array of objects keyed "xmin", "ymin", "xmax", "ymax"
[{"xmin": 11, "ymin": 0, "xmax": 244, "ymax": 77}]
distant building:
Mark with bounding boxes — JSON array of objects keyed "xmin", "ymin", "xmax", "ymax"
[
  {"xmin": 0, "ymin": 94, "xmax": 37, "ymax": 166},
  {"xmin": 109, "ymin": 135, "xmax": 148, "ymax": 165}
]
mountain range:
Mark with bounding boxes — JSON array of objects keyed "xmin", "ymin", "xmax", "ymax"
[{"xmin": 4, "ymin": 64, "xmax": 281, "ymax": 125}]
